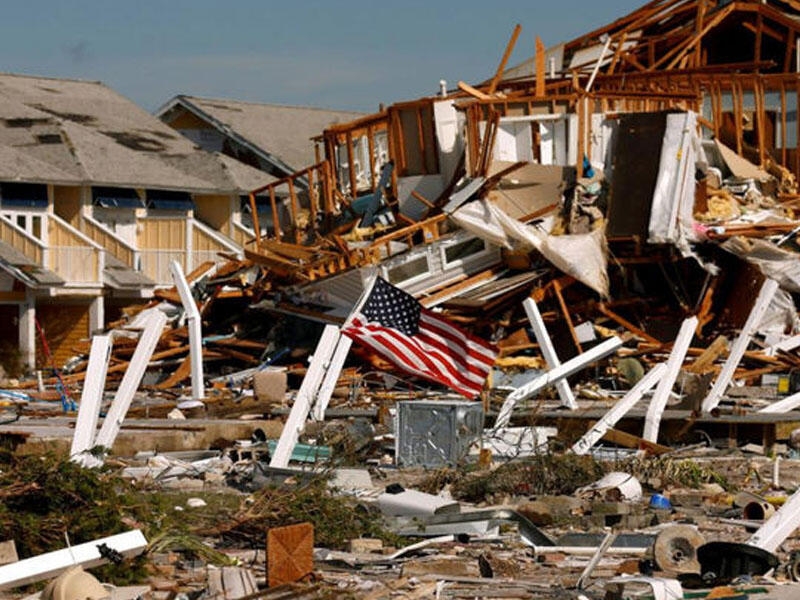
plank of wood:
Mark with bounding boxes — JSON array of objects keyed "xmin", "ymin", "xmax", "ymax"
[
  {"xmin": 602, "ymin": 428, "xmax": 671, "ymax": 455},
  {"xmin": 457, "ymin": 81, "xmax": 492, "ymax": 101},
  {"xmin": 488, "ymin": 24, "xmax": 522, "ymax": 94}
]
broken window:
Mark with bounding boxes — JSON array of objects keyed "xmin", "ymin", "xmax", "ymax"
[
  {"xmin": 383, "ymin": 255, "xmax": 431, "ymax": 286},
  {"xmin": 441, "ymin": 237, "xmax": 490, "ymax": 269}
]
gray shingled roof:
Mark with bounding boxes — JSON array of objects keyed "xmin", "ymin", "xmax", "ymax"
[
  {"xmin": 104, "ymin": 254, "xmax": 155, "ymax": 289},
  {"xmin": 0, "ymin": 238, "xmax": 64, "ymax": 287},
  {"xmin": 159, "ymin": 95, "xmax": 364, "ymax": 174},
  {"xmin": 0, "ymin": 73, "xmax": 273, "ymax": 194}
]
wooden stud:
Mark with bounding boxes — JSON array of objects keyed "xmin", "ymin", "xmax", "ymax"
[{"xmin": 488, "ymin": 24, "xmax": 522, "ymax": 95}]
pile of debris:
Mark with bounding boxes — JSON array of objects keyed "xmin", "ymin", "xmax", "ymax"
[{"xmin": 6, "ymin": 2, "xmax": 800, "ymax": 597}]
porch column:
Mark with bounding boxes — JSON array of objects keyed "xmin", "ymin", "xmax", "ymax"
[
  {"xmin": 89, "ymin": 295, "xmax": 104, "ymax": 334},
  {"xmin": 18, "ymin": 291, "xmax": 36, "ymax": 370}
]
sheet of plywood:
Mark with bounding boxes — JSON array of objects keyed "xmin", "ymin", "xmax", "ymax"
[{"xmin": 267, "ymin": 523, "xmax": 314, "ymax": 587}]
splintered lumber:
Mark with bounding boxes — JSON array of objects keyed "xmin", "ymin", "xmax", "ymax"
[
  {"xmin": 686, "ymin": 335, "xmax": 728, "ymax": 374},
  {"xmin": 488, "ymin": 23, "xmax": 522, "ymax": 95},
  {"xmin": 535, "ymin": 35, "xmax": 546, "ymax": 96},
  {"xmin": 571, "ymin": 363, "xmax": 667, "ymax": 455},
  {"xmin": 0, "ymin": 530, "xmax": 147, "ymax": 589},
  {"xmin": 458, "ymin": 81, "xmax": 492, "ymax": 101},
  {"xmin": 602, "ymin": 428, "xmax": 671, "ymax": 456},
  {"xmin": 702, "ymin": 278, "xmax": 780, "ymax": 412},
  {"xmin": 494, "ymin": 336, "xmax": 623, "ymax": 428}
]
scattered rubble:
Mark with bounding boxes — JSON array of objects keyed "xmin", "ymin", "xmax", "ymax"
[{"xmin": 7, "ymin": 1, "xmax": 800, "ymax": 598}]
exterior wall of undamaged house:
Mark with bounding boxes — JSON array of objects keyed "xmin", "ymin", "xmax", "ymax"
[
  {"xmin": 194, "ymin": 194, "xmax": 234, "ymax": 238},
  {"xmin": 163, "ymin": 108, "xmax": 225, "ymax": 153},
  {"xmin": 47, "ymin": 216, "xmax": 101, "ymax": 285},
  {"xmin": 138, "ymin": 217, "xmax": 187, "ymax": 284},
  {"xmin": 36, "ymin": 300, "xmax": 90, "ymax": 369},
  {"xmin": 53, "ymin": 186, "xmax": 82, "ymax": 228}
]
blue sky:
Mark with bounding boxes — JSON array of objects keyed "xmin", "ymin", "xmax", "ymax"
[{"xmin": 1, "ymin": 1, "xmax": 644, "ymax": 113}]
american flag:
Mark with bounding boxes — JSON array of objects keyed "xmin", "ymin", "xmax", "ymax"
[{"xmin": 342, "ymin": 277, "xmax": 497, "ymax": 399}]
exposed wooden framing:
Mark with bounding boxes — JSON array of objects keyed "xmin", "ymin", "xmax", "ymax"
[
  {"xmin": 415, "ymin": 105, "xmax": 428, "ymax": 175},
  {"xmin": 784, "ymin": 30, "xmax": 796, "ymax": 72},
  {"xmin": 596, "ymin": 302, "xmax": 661, "ymax": 345},
  {"xmin": 345, "ymin": 131, "xmax": 357, "ymax": 198},
  {"xmin": 488, "ymin": 24, "xmax": 522, "ymax": 95},
  {"xmin": 659, "ymin": 5, "xmax": 735, "ymax": 72},
  {"xmin": 269, "ymin": 186, "xmax": 280, "ymax": 241},
  {"xmin": 248, "ymin": 192, "xmax": 261, "ymax": 246},
  {"xmin": 459, "ymin": 80, "xmax": 493, "ymax": 101},
  {"xmin": 535, "ymin": 36, "xmax": 546, "ymax": 96},
  {"xmin": 693, "ymin": 0, "xmax": 706, "ymax": 67},
  {"xmin": 367, "ymin": 124, "xmax": 376, "ymax": 191},
  {"xmin": 553, "ymin": 278, "xmax": 583, "ymax": 354}
]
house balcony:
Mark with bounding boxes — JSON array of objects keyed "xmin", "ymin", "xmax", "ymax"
[{"xmin": 0, "ymin": 213, "xmax": 104, "ymax": 290}]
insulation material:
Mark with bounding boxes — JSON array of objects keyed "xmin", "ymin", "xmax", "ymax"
[
  {"xmin": 722, "ymin": 237, "xmax": 800, "ymax": 292},
  {"xmin": 451, "ymin": 199, "xmax": 608, "ymax": 296},
  {"xmin": 758, "ymin": 288, "xmax": 800, "ymax": 337}
]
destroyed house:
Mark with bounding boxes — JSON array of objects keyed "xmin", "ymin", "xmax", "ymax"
[
  {"xmin": 156, "ymin": 96, "xmax": 364, "ymax": 240},
  {"xmin": 0, "ymin": 73, "xmax": 271, "ymax": 370}
]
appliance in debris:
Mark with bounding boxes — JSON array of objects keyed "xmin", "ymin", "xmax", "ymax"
[{"xmin": 395, "ymin": 400, "xmax": 483, "ymax": 467}]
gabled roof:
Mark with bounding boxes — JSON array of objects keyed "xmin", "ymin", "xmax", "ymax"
[
  {"xmin": 0, "ymin": 73, "xmax": 273, "ymax": 194},
  {"xmin": 157, "ymin": 95, "xmax": 364, "ymax": 176}
]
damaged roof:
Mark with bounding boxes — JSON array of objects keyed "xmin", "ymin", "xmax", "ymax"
[
  {"xmin": 157, "ymin": 95, "xmax": 364, "ymax": 176},
  {"xmin": 0, "ymin": 73, "xmax": 273, "ymax": 194}
]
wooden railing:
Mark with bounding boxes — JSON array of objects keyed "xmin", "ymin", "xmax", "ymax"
[
  {"xmin": 0, "ymin": 215, "xmax": 45, "ymax": 264},
  {"xmin": 80, "ymin": 215, "xmax": 137, "ymax": 268},
  {"xmin": 48, "ymin": 215, "xmax": 104, "ymax": 284}
]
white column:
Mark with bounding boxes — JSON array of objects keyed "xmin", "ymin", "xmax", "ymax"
[
  {"xmin": 87, "ymin": 309, "xmax": 167, "ymax": 465},
  {"xmin": 270, "ymin": 325, "xmax": 342, "ymax": 468},
  {"xmin": 170, "ymin": 260, "xmax": 204, "ymax": 400},
  {"xmin": 18, "ymin": 291, "xmax": 36, "ymax": 370},
  {"xmin": 70, "ymin": 334, "xmax": 111, "ymax": 459},
  {"xmin": 495, "ymin": 336, "xmax": 623, "ymax": 429},
  {"xmin": 522, "ymin": 298, "xmax": 577, "ymax": 409},
  {"xmin": 702, "ymin": 279, "xmax": 779, "ymax": 413},
  {"xmin": 88, "ymin": 294, "xmax": 104, "ymax": 335},
  {"xmin": 571, "ymin": 363, "xmax": 667, "ymax": 455},
  {"xmin": 642, "ymin": 317, "xmax": 698, "ymax": 443}
]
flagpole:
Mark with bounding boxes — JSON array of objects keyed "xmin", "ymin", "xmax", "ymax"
[{"xmin": 343, "ymin": 270, "xmax": 379, "ymax": 327}]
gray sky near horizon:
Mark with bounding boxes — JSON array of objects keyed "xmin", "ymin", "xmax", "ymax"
[{"xmin": 0, "ymin": 1, "xmax": 644, "ymax": 113}]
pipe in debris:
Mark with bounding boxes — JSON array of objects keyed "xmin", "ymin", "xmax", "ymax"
[{"xmin": 170, "ymin": 260, "xmax": 205, "ymax": 401}]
